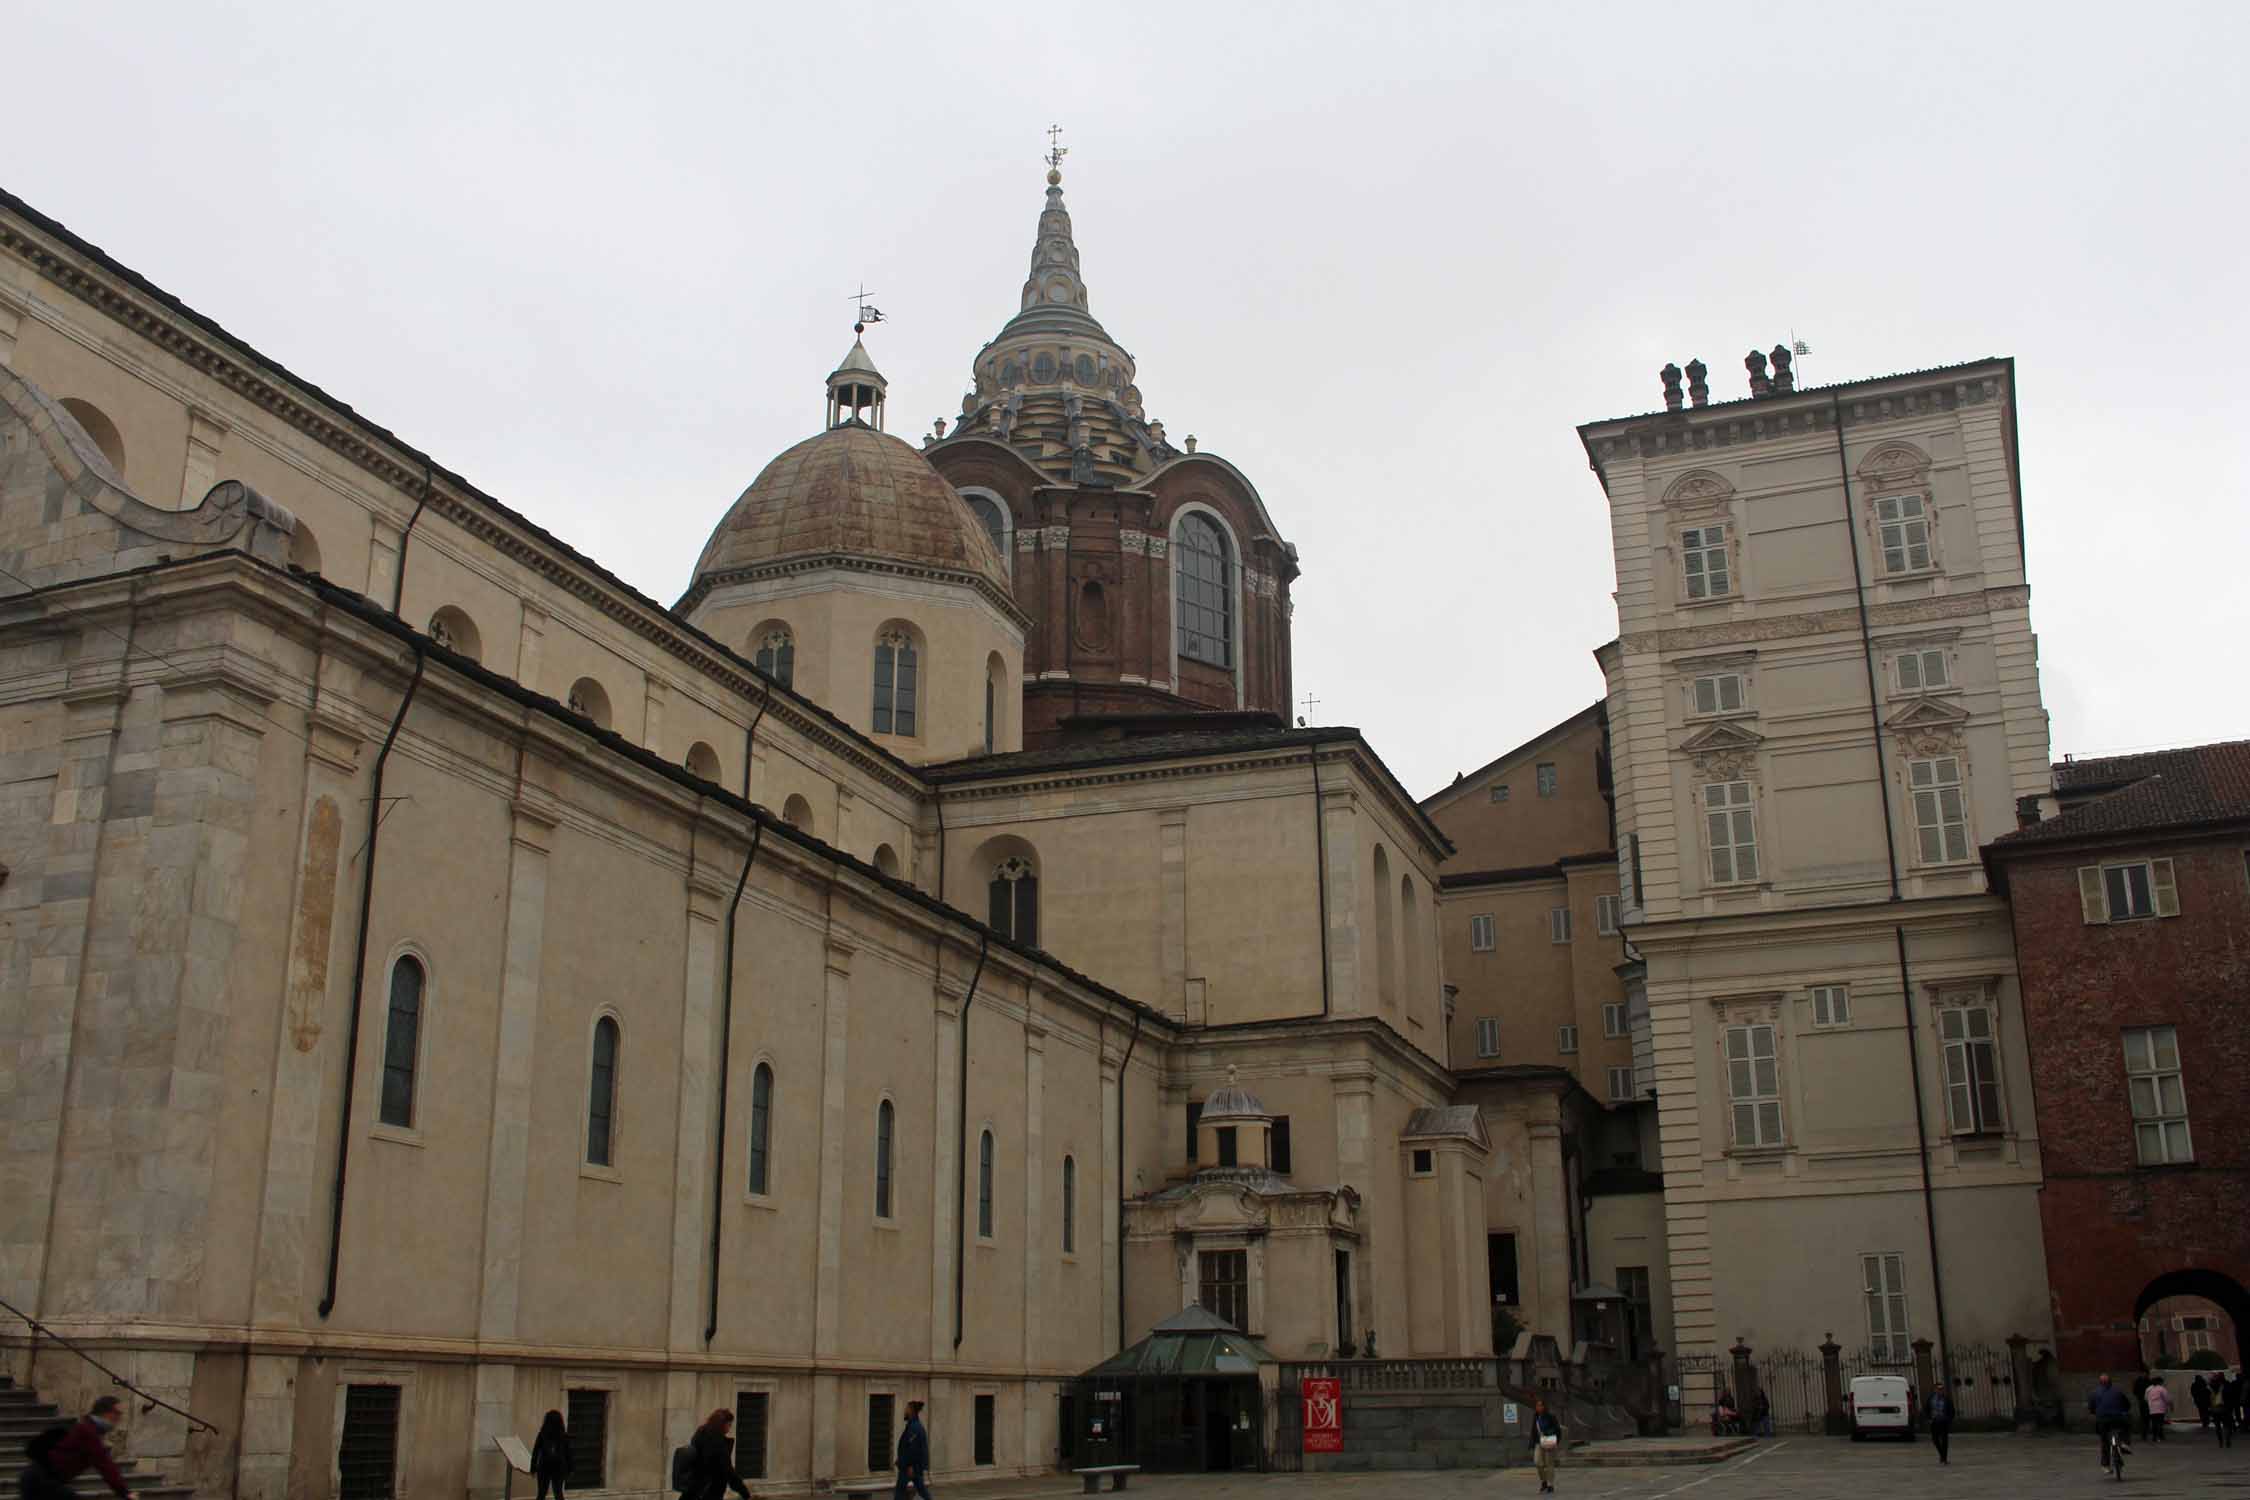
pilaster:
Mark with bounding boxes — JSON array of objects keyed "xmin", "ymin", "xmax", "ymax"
[
  {"xmin": 1527, "ymin": 1119, "xmax": 1571, "ymax": 1341},
  {"xmin": 1022, "ymin": 1016, "xmax": 1046, "ymax": 1373},
  {"xmin": 0, "ymin": 290, "xmax": 20, "ymax": 366},
  {"xmin": 1158, "ymin": 809, "xmax": 1187, "ymax": 1019},
  {"xmin": 179, "ymin": 406, "xmax": 230, "ymax": 510},
  {"xmin": 929, "ymin": 976, "xmax": 964, "ymax": 1366},
  {"xmin": 666, "ymin": 873, "xmax": 729, "ymax": 1354}
]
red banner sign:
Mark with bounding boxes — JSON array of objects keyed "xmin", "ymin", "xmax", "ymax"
[{"xmin": 1302, "ymin": 1377, "xmax": 1343, "ymax": 1453}]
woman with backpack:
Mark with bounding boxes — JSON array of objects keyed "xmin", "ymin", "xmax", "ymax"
[
  {"xmin": 529, "ymin": 1410, "xmax": 571, "ymax": 1500},
  {"xmin": 675, "ymin": 1408, "xmax": 750, "ymax": 1500}
]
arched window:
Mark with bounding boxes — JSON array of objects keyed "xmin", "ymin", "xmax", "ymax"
[
  {"xmin": 873, "ymin": 843, "xmax": 901, "ymax": 879},
  {"xmin": 58, "ymin": 397, "xmax": 126, "ymax": 477},
  {"xmin": 984, "ymin": 653, "xmax": 1007, "ymax": 755},
  {"xmin": 754, "ymin": 626, "xmax": 795, "ymax": 690},
  {"xmin": 1062, "ymin": 1154, "xmax": 1077, "ymax": 1254},
  {"xmin": 587, "ymin": 1016, "xmax": 620, "ymax": 1166},
  {"xmin": 427, "ymin": 606, "xmax": 482, "ymax": 663},
  {"xmin": 977, "ymin": 1129, "xmax": 995, "ymax": 1238},
  {"xmin": 873, "ymin": 628, "xmax": 919, "ymax": 737},
  {"xmin": 964, "ymin": 492, "xmax": 1011, "ymax": 575},
  {"xmin": 379, "ymin": 955, "xmax": 425, "ymax": 1128},
  {"xmin": 686, "ymin": 741, "xmax": 722, "ymax": 782},
  {"xmin": 782, "ymin": 794, "xmax": 814, "ymax": 833},
  {"xmin": 875, "ymin": 1099, "xmax": 896, "ymax": 1219},
  {"xmin": 288, "ymin": 519, "xmax": 323, "ymax": 575},
  {"xmin": 1174, "ymin": 512, "xmax": 1233, "ymax": 669},
  {"xmin": 1372, "ymin": 845, "xmax": 1397, "ymax": 1014},
  {"xmin": 988, "ymin": 856, "xmax": 1038, "ymax": 947},
  {"xmin": 567, "ymin": 677, "xmax": 612, "ymax": 730},
  {"xmin": 748, "ymin": 1063, "xmax": 774, "ymax": 1195}
]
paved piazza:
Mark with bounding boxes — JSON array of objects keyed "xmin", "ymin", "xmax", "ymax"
[{"xmin": 981, "ymin": 1432, "xmax": 2250, "ymax": 1500}]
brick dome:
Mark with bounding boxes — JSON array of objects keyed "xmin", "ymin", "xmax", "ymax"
[{"xmin": 683, "ymin": 423, "xmax": 1012, "ymax": 609}]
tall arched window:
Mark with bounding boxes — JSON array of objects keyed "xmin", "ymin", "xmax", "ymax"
[
  {"xmin": 964, "ymin": 493, "xmax": 1011, "ymax": 574},
  {"xmin": 754, "ymin": 626, "xmax": 795, "ymax": 689},
  {"xmin": 875, "ymin": 1099, "xmax": 896, "ymax": 1219},
  {"xmin": 988, "ymin": 856, "xmax": 1039, "ymax": 947},
  {"xmin": 587, "ymin": 1016, "xmax": 620, "ymax": 1166},
  {"xmin": 1372, "ymin": 845, "xmax": 1398, "ymax": 1014},
  {"xmin": 748, "ymin": 1063, "xmax": 774, "ymax": 1195},
  {"xmin": 567, "ymin": 677, "xmax": 612, "ymax": 730},
  {"xmin": 873, "ymin": 628, "xmax": 919, "ymax": 736},
  {"xmin": 985, "ymin": 653, "xmax": 1006, "ymax": 755},
  {"xmin": 977, "ymin": 1129, "xmax": 995, "ymax": 1239},
  {"xmin": 1062, "ymin": 1155, "xmax": 1077, "ymax": 1253},
  {"xmin": 379, "ymin": 955, "xmax": 426, "ymax": 1128},
  {"xmin": 1175, "ymin": 512, "xmax": 1233, "ymax": 668}
]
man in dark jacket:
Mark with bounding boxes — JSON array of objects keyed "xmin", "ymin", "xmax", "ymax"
[
  {"xmin": 2089, "ymin": 1374, "xmax": 2133, "ymax": 1470},
  {"xmin": 893, "ymin": 1401, "xmax": 931, "ymax": 1500},
  {"xmin": 46, "ymin": 1397, "xmax": 130, "ymax": 1499},
  {"xmin": 2191, "ymin": 1373, "xmax": 2212, "ymax": 1428},
  {"xmin": 1924, "ymin": 1380, "xmax": 1955, "ymax": 1465}
]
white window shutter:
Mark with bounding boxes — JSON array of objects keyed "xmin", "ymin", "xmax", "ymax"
[
  {"xmin": 2151, "ymin": 858, "xmax": 2180, "ymax": 917},
  {"xmin": 2077, "ymin": 866, "xmax": 2106, "ymax": 924}
]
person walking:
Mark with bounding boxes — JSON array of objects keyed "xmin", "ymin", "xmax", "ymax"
[
  {"xmin": 2228, "ymin": 1370, "xmax": 2248, "ymax": 1433},
  {"xmin": 687, "ymin": 1409, "xmax": 750, "ymax": 1500},
  {"xmin": 1528, "ymin": 1396, "xmax": 1563, "ymax": 1494},
  {"xmin": 1924, "ymin": 1380, "xmax": 1955, "ymax": 1465},
  {"xmin": 530, "ymin": 1410, "xmax": 572, "ymax": 1500},
  {"xmin": 2133, "ymin": 1370, "xmax": 2153, "ymax": 1442},
  {"xmin": 43, "ymin": 1396, "xmax": 131, "ymax": 1500},
  {"xmin": 2191, "ymin": 1373, "xmax": 2213, "ymax": 1430},
  {"xmin": 2146, "ymin": 1373, "xmax": 2171, "ymax": 1441},
  {"xmin": 1750, "ymin": 1386, "xmax": 1772, "ymax": 1439},
  {"xmin": 893, "ymin": 1399, "xmax": 932, "ymax": 1500},
  {"xmin": 2215, "ymin": 1377, "xmax": 2238, "ymax": 1450},
  {"xmin": 2088, "ymin": 1373, "xmax": 2133, "ymax": 1472}
]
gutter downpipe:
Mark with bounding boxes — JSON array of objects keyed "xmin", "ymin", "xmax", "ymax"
[
  {"xmin": 1310, "ymin": 741, "xmax": 1332, "ymax": 1017},
  {"xmin": 318, "ymin": 644, "xmax": 427, "ymax": 1318},
  {"xmin": 952, "ymin": 933, "xmax": 992, "ymax": 1350},
  {"xmin": 934, "ymin": 789, "xmax": 947, "ymax": 904},
  {"xmin": 1832, "ymin": 392, "xmax": 1952, "ymax": 1376},
  {"xmin": 1115, "ymin": 1008, "xmax": 1144, "ymax": 1352},
  {"xmin": 391, "ymin": 463, "xmax": 432, "ymax": 615},
  {"xmin": 707, "ymin": 679, "xmax": 774, "ymax": 1343}
]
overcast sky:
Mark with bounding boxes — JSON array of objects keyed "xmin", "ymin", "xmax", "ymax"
[{"xmin": 13, "ymin": 4, "xmax": 2247, "ymax": 796}]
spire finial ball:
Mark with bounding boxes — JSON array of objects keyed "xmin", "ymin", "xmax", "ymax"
[{"xmin": 1047, "ymin": 168, "xmax": 1061, "ymax": 186}]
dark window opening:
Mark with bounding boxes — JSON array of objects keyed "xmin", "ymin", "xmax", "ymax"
[
  {"xmin": 1489, "ymin": 1232, "xmax": 1520, "ymax": 1309},
  {"xmin": 1199, "ymin": 1248, "xmax": 1249, "ymax": 1331},
  {"xmin": 586, "ymin": 1016, "xmax": 619, "ymax": 1166},
  {"xmin": 1270, "ymin": 1116, "xmax": 1292, "ymax": 1175},
  {"xmin": 1058, "ymin": 1394, "xmax": 1077, "ymax": 1463},
  {"xmin": 1062, "ymin": 1154, "xmax": 1077, "ymax": 1253},
  {"xmin": 987, "ymin": 859, "xmax": 1039, "ymax": 946},
  {"xmin": 978, "ymin": 1129, "xmax": 995, "ymax": 1238},
  {"xmin": 1411, "ymin": 1148, "xmax": 1434, "ymax": 1174},
  {"xmin": 1175, "ymin": 513, "xmax": 1234, "ymax": 668},
  {"xmin": 735, "ymin": 1391, "xmax": 770, "ymax": 1478},
  {"xmin": 1334, "ymin": 1249, "xmax": 1354, "ymax": 1353},
  {"xmin": 1215, "ymin": 1126, "xmax": 1238, "ymax": 1167},
  {"xmin": 565, "ymin": 1389, "xmax": 608, "ymax": 1490},
  {"xmin": 338, "ymin": 1384, "xmax": 401, "ymax": 1500},
  {"xmin": 875, "ymin": 1099, "xmax": 895, "ymax": 1218},
  {"xmin": 974, "ymin": 1393, "xmax": 996, "ymax": 1465},
  {"xmin": 867, "ymin": 1394, "xmax": 895, "ymax": 1474},
  {"xmin": 379, "ymin": 956, "xmax": 424, "ymax": 1128},
  {"xmin": 748, "ymin": 1063, "xmax": 774, "ymax": 1194},
  {"xmin": 1186, "ymin": 1101, "xmax": 1203, "ymax": 1161}
]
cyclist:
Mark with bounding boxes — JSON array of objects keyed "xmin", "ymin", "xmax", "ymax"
[{"xmin": 2088, "ymin": 1373, "xmax": 2133, "ymax": 1471}]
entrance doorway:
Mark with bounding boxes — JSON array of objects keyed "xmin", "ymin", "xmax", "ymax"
[{"xmin": 2135, "ymin": 1269, "xmax": 2248, "ymax": 1373}]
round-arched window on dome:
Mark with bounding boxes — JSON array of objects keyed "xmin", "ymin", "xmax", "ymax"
[{"xmin": 1175, "ymin": 512, "xmax": 1234, "ymax": 669}]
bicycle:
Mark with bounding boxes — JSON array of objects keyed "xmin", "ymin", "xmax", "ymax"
[{"xmin": 2100, "ymin": 1425, "xmax": 2130, "ymax": 1482}]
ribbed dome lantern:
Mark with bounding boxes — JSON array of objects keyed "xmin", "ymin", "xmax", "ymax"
[{"xmin": 826, "ymin": 330, "xmax": 888, "ymax": 431}]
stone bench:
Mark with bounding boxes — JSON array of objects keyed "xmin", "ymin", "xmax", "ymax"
[{"xmin": 1072, "ymin": 1464, "xmax": 1141, "ymax": 1493}]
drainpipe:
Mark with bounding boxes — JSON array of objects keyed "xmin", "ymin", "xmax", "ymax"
[
  {"xmin": 318, "ymin": 644, "xmax": 426, "ymax": 1318},
  {"xmin": 934, "ymin": 789, "xmax": 947, "ymax": 903},
  {"xmin": 1114, "ymin": 1008, "xmax": 1143, "ymax": 1352},
  {"xmin": 707, "ymin": 680, "xmax": 774, "ymax": 1343},
  {"xmin": 1832, "ymin": 393, "xmax": 1951, "ymax": 1374},
  {"xmin": 391, "ymin": 463, "xmax": 432, "ymax": 616},
  {"xmin": 1309, "ymin": 741, "xmax": 1332, "ymax": 1017},
  {"xmin": 952, "ymin": 934, "xmax": 992, "ymax": 1350}
]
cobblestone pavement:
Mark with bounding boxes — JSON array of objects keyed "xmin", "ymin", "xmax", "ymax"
[{"xmin": 947, "ymin": 1429, "xmax": 2250, "ymax": 1500}]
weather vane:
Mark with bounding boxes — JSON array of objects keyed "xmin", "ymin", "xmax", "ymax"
[
  {"xmin": 849, "ymin": 282, "xmax": 885, "ymax": 334},
  {"xmin": 1045, "ymin": 123, "xmax": 1068, "ymax": 172}
]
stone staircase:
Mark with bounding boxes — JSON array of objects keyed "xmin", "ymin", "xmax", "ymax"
[{"xmin": 0, "ymin": 1377, "xmax": 195, "ymax": 1499}]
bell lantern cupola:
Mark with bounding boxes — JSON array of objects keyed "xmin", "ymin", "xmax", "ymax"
[{"xmin": 826, "ymin": 329, "xmax": 888, "ymax": 431}]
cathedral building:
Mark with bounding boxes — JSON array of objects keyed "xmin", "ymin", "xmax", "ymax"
[{"xmin": 0, "ymin": 161, "xmax": 1474, "ymax": 1500}]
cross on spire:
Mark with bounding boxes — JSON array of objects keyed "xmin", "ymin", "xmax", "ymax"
[
  {"xmin": 1045, "ymin": 123, "xmax": 1068, "ymax": 172},
  {"xmin": 1302, "ymin": 691, "xmax": 1321, "ymax": 721},
  {"xmin": 848, "ymin": 283, "xmax": 885, "ymax": 332}
]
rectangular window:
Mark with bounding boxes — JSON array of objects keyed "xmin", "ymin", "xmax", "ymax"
[
  {"xmin": 2124, "ymin": 1025, "xmax": 2192, "ymax": 1164},
  {"xmin": 1488, "ymin": 1233, "xmax": 1520, "ymax": 1307},
  {"xmin": 1704, "ymin": 781, "xmax": 1758, "ymax": 884},
  {"xmin": 1595, "ymin": 894, "xmax": 1619, "ymax": 936},
  {"xmin": 1909, "ymin": 757, "xmax": 1970, "ymax": 864},
  {"xmin": 1862, "ymin": 1252, "xmax": 1910, "ymax": 1363},
  {"xmin": 1811, "ymin": 984, "xmax": 1850, "ymax": 1028},
  {"xmin": 2080, "ymin": 859, "xmax": 2180, "ymax": 923},
  {"xmin": 1410, "ymin": 1148, "xmax": 1434, "ymax": 1175},
  {"xmin": 867, "ymin": 1394, "xmax": 895, "ymax": 1474},
  {"xmin": 1939, "ymin": 1002, "xmax": 2004, "ymax": 1134},
  {"xmin": 1536, "ymin": 762, "xmax": 1558, "ymax": 797},
  {"xmin": 1602, "ymin": 1002, "xmax": 1627, "ymax": 1039},
  {"xmin": 1270, "ymin": 1116, "xmax": 1292, "ymax": 1175},
  {"xmin": 1215, "ymin": 1125, "xmax": 1238, "ymax": 1167},
  {"xmin": 1894, "ymin": 648, "xmax": 1949, "ymax": 692},
  {"xmin": 1724, "ymin": 1023, "xmax": 1783, "ymax": 1148},
  {"xmin": 1876, "ymin": 494, "xmax": 1932, "ymax": 574},
  {"xmin": 1681, "ymin": 524, "xmax": 1730, "ymax": 599},
  {"xmin": 1490, "ymin": 783, "xmax": 1511, "ymax": 803},
  {"xmin": 1475, "ymin": 1017, "xmax": 1501, "ymax": 1058},
  {"xmin": 1186, "ymin": 1101, "xmax": 1202, "ymax": 1161},
  {"xmin": 1628, "ymin": 831, "xmax": 1643, "ymax": 905},
  {"xmin": 565, "ymin": 1389, "xmax": 608, "ymax": 1491},
  {"xmin": 337, "ymin": 1385, "xmax": 401, "ymax": 1500},
  {"xmin": 974, "ymin": 1394, "xmax": 996, "ymax": 1466},
  {"xmin": 735, "ymin": 1392, "xmax": 770, "ymax": 1479},
  {"xmin": 1334, "ymin": 1249, "xmax": 1354, "ymax": 1351},
  {"xmin": 1469, "ymin": 913, "xmax": 1496, "ymax": 952},
  {"xmin": 1608, "ymin": 1066, "xmax": 1635, "ymax": 1103},
  {"xmin": 1199, "ymin": 1249, "xmax": 1249, "ymax": 1331},
  {"xmin": 1557, "ymin": 1024, "xmax": 1578, "ymax": 1054},
  {"xmin": 1692, "ymin": 672, "xmax": 1746, "ymax": 714},
  {"xmin": 1550, "ymin": 906, "xmax": 1572, "ymax": 943}
]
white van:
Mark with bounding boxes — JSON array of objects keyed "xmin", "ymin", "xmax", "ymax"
[{"xmin": 1848, "ymin": 1375, "xmax": 1915, "ymax": 1440}]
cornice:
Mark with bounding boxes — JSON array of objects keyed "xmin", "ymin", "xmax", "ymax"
[
  {"xmin": 1621, "ymin": 585, "xmax": 2030, "ymax": 655},
  {"xmin": 1583, "ymin": 365, "xmax": 2009, "ymax": 466},
  {"xmin": 677, "ymin": 549, "xmax": 1031, "ymax": 634}
]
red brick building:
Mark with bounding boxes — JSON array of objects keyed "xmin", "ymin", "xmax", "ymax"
[{"xmin": 1985, "ymin": 742, "xmax": 2250, "ymax": 1378}]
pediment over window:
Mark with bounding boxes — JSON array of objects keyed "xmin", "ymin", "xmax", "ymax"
[
  {"xmin": 1857, "ymin": 441, "xmax": 1931, "ymax": 484},
  {"xmin": 1886, "ymin": 694, "xmax": 1970, "ymax": 757},
  {"xmin": 1661, "ymin": 468, "xmax": 1735, "ymax": 509},
  {"xmin": 1679, "ymin": 720, "xmax": 1764, "ymax": 782}
]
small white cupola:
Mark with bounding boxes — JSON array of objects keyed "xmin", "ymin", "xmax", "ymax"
[
  {"xmin": 1197, "ymin": 1066, "xmax": 1276, "ymax": 1171},
  {"xmin": 826, "ymin": 327, "xmax": 888, "ymax": 431}
]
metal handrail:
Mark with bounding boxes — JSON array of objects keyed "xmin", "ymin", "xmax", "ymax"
[{"xmin": 0, "ymin": 1295, "xmax": 221, "ymax": 1436}]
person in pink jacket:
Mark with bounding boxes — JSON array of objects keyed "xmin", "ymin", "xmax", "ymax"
[{"xmin": 2145, "ymin": 1374, "xmax": 2172, "ymax": 1442}]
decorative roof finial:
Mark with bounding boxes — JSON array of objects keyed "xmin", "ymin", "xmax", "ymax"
[
  {"xmin": 849, "ymin": 282, "xmax": 885, "ymax": 336},
  {"xmin": 1045, "ymin": 122, "xmax": 1068, "ymax": 185}
]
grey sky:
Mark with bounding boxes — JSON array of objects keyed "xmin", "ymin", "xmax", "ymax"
[{"xmin": 14, "ymin": 3, "xmax": 2247, "ymax": 796}]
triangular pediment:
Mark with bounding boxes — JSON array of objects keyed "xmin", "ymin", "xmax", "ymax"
[
  {"xmin": 1885, "ymin": 695, "xmax": 1970, "ymax": 732},
  {"xmin": 1677, "ymin": 720, "xmax": 1765, "ymax": 756}
]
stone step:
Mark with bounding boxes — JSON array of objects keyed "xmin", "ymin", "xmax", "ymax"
[{"xmin": 1566, "ymin": 1436, "xmax": 1759, "ymax": 1467}]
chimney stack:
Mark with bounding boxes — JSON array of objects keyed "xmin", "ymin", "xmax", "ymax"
[
  {"xmin": 1745, "ymin": 348, "xmax": 1772, "ymax": 398},
  {"xmin": 1686, "ymin": 358, "xmax": 1709, "ymax": 408},
  {"xmin": 1770, "ymin": 344, "xmax": 1795, "ymax": 393},
  {"xmin": 1660, "ymin": 363, "xmax": 1684, "ymax": 413}
]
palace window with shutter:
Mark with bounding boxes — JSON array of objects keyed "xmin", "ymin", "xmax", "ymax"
[
  {"xmin": 1681, "ymin": 524, "xmax": 1730, "ymax": 599},
  {"xmin": 1475, "ymin": 1017, "xmax": 1500, "ymax": 1058},
  {"xmin": 2079, "ymin": 859, "xmax": 2179, "ymax": 923},
  {"xmin": 1692, "ymin": 672, "xmax": 1745, "ymax": 714},
  {"xmin": 1938, "ymin": 1000, "xmax": 2004, "ymax": 1134},
  {"xmin": 1862, "ymin": 1252, "xmax": 1911, "ymax": 1362},
  {"xmin": 1909, "ymin": 756, "xmax": 1970, "ymax": 864},
  {"xmin": 1199, "ymin": 1249, "xmax": 1249, "ymax": 1331},
  {"xmin": 1724, "ymin": 1023, "xmax": 1783, "ymax": 1148},
  {"xmin": 1894, "ymin": 648, "xmax": 1948, "ymax": 692},
  {"xmin": 1704, "ymin": 781, "xmax": 1758, "ymax": 884},
  {"xmin": 1811, "ymin": 985, "xmax": 1851, "ymax": 1029},
  {"xmin": 2124, "ymin": 1025, "xmax": 2192, "ymax": 1164},
  {"xmin": 1875, "ymin": 494, "xmax": 1932, "ymax": 574}
]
